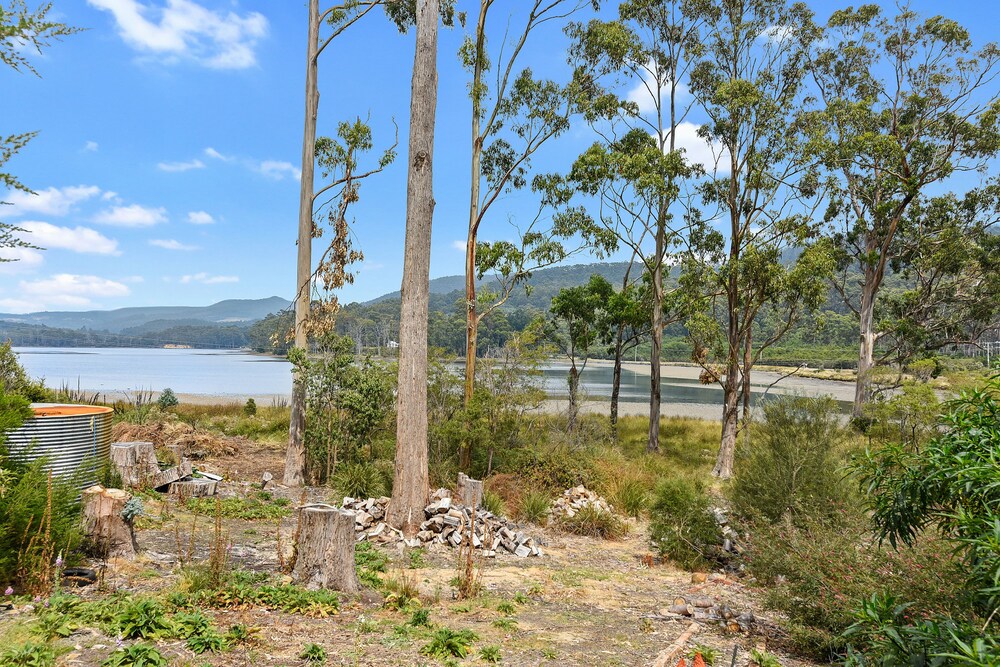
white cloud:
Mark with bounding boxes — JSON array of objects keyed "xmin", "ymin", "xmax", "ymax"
[
  {"xmin": 84, "ymin": 141, "xmax": 99, "ymax": 152},
  {"xmin": 86, "ymin": 0, "xmax": 268, "ymax": 70},
  {"xmin": 157, "ymin": 158, "xmax": 204, "ymax": 172},
  {"xmin": 205, "ymin": 147, "xmax": 299, "ymax": 180},
  {"xmin": 101, "ymin": 191, "xmax": 119, "ymax": 201},
  {"xmin": 93, "ymin": 204, "xmax": 167, "ymax": 227},
  {"xmin": 180, "ymin": 272, "xmax": 238, "ymax": 284},
  {"xmin": 257, "ymin": 160, "xmax": 301, "ymax": 181},
  {"xmin": 4, "ymin": 185, "xmax": 102, "ymax": 216},
  {"xmin": 761, "ymin": 25, "xmax": 794, "ymax": 44},
  {"xmin": 0, "ymin": 247, "xmax": 44, "ymax": 274},
  {"xmin": 0, "ymin": 273, "xmax": 131, "ymax": 311},
  {"xmin": 19, "ymin": 222, "xmax": 120, "ymax": 255},
  {"xmin": 186, "ymin": 210, "xmax": 213, "ymax": 224},
  {"xmin": 451, "ymin": 240, "xmax": 467, "ymax": 252},
  {"xmin": 150, "ymin": 238, "xmax": 199, "ymax": 251},
  {"xmin": 626, "ymin": 62, "xmax": 690, "ymax": 115},
  {"xmin": 659, "ymin": 121, "xmax": 730, "ymax": 174}
]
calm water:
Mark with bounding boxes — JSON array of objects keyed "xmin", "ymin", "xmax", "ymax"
[
  {"xmin": 13, "ymin": 348, "xmax": 849, "ymax": 410},
  {"xmin": 14, "ymin": 347, "xmax": 294, "ymax": 397}
]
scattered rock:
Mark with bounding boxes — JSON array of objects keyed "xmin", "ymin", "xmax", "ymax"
[{"xmin": 550, "ymin": 485, "xmax": 615, "ymax": 518}]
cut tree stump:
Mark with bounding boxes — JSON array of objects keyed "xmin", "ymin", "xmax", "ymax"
[
  {"xmin": 110, "ymin": 441, "xmax": 159, "ymax": 488},
  {"xmin": 150, "ymin": 459, "xmax": 192, "ymax": 490},
  {"xmin": 169, "ymin": 478, "xmax": 217, "ymax": 499},
  {"xmin": 292, "ymin": 504, "xmax": 361, "ymax": 593},
  {"xmin": 82, "ymin": 485, "xmax": 138, "ymax": 559},
  {"xmin": 457, "ymin": 473, "xmax": 483, "ymax": 509}
]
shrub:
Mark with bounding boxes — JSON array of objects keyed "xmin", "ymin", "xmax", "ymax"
[
  {"xmin": 243, "ymin": 397, "xmax": 257, "ymax": 416},
  {"xmin": 648, "ymin": 478, "xmax": 722, "ymax": 570},
  {"xmin": 156, "ymin": 388, "xmax": 179, "ymax": 409},
  {"xmin": 331, "ymin": 461, "xmax": 387, "ymax": 499},
  {"xmin": 559, "ymin": 505, "xmax": 627, "ymax": 540},
  {"xmin": 499, "ymin": 444, "xmax": 598, "ymax": 493},
  {"xmin": 729, "ymin": 395, "xmax": 851, "ymax": 525},
  {"xmin": 299, "ymin": 643, "xmax": 326, "ymax": 664},
  {"xmin": 116, "ymin": 597, "xmax": 173, "ymax": 639},
  {"xmin": 517, "ymin": 491, "xmax": 550, "ymax": 524},
  {"xmin": 480, "ymin": 489, "xmax": 506, "ymax": 517},
  {"xmin": 607, "ymin": 477, "xmax": 648, "ymax": 518}
]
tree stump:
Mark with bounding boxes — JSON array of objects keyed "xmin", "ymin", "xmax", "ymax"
[
  {"xmin": 110, "ymin": 442, "xmax": 159, "ymax": 488},
  {"xmin": 82, "ymin": 485, "xmax": 137, "ymax": 559},
  {"xmin": 292, "ymin": 504, "xmax": 361, "ymax": 593},
  {"xmin": 457, "ymin": 473, "xmax": 483, "ymax": 509},
  {"xmin": 169, "ymin": 479, "xmax": 217, "ymax": 499}
]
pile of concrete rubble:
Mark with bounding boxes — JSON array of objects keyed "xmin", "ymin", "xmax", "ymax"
[
  {"xmin": 550, "ymin": 485, "xmax": 615, "ymax": 518},
  {"xmin": 341, "ymin": 489, "xmax": 542, "ymax": 558}
]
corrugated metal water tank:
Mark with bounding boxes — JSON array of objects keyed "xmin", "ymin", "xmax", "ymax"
[{"xmin": 4, "ymin": 404, "xmax": 114, "ymax": 488}]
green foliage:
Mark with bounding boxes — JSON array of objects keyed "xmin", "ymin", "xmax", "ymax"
[
  {"xmin": 299, "ymin": 643, "xmax": 326, "ymax": 664},
  {"xmin": 1, "ymin": 641, "xmax": 56, "ymax": 667},
  {"xmin": 117, "ymin": 598, "xmax": 173, "ymax": 639},
  {"xmin": 479, "ymin": 644, "xmax": 501, "ymax": 663},
  {"xmin": 156, "ymin": 388, "xmax": 178, "ymax": 409},
  {"xmin": 845, "ymin": 376, "xmax": 1000, "ymax": 663},
  {"xmin": 648, "ymin": 479, "xmax": 722, "ymax": 570},
  {"xmin": 191, "ymin": 584, "xmax": 339, "ymax": 617},
  {"xmin": 517, "ymin": 491, "xmax": 550, "ymax": 524},
  {"xmin": 730, "ymin": 395, "xmax": 853, "ymax": 524},
  {"xmin": 186, "ymin": 630, "xmax": 226, "ymax": 654},
  {"xmin": 184, "ymin": 495, "xmax": 291, "ymax": 521},
  {"xmin": 748, "ymin": 648, "xmax": 782, "ymax": 667},
  {"xmin": 406, "ymin": 547, "xmax": 427, "ymax": 569},
  {"xmin": 495, "ymin": 601, "xmax": 516, "ymax": 616},
  {"xmin": 687, "ymin": 645, "xmax": 718, "ymax": 665},
  {"xmin": 607, "ymin": 477, "xmax": 647, "ymax": 519},
  {"xmin": 331, "ymin": 461, "xmax": 388, "ymax": 499},
  {"xmin": 101, "ymin": 644, "xmax": 168, "ymax": 667},
  {"xmin": 224, "ymin": 623, "xmax": 258, "ymax": 645},
  {"xmin": 0, "ymin": 342, "xmax": 46, "ymax": 400},
  {"xmin": 491, "ymin": 617, "xmax": 518, "ymax": 631},
  {"xmin": 419, "ymin": 628, "xmax": 478, "ymax": 659},
  {"xmin": 34, "ymin": 609, "xmax": 75, "ymax": 639},
  {"xmin": 480, "ymin": 489, "xmax": 506, "ymax": 517},
  {"xmin": 559, "ymin": 505, "xmax": 627, "ymax": 540},
  {"xmin": 354, "ymin": 541, "xmax": 388, "ymax": 589},
  {"xmin": 408, "ymin": 608, "xmax": 431, "ymax": 627},
  {"xmin": 243, "ymin": 397, "xmax": 257, "ymax": 416}
]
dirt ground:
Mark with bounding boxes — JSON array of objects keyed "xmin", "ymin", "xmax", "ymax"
[{"xmin": 6, "ymin": 441, "xmax": 820, "ymax": 667}]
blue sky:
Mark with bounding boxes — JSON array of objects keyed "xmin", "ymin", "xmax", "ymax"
[{"xmin": 1, "ymin": 0, "xmax": 996, "ymax": 314}]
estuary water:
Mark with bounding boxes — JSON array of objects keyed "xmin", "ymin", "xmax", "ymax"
[{"xmin": 13, "ymin": 348, "xmax": 853, "ymax": 413}]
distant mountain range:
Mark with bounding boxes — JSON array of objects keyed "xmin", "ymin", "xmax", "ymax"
[{"xmin": 0, "ymin": 297, "xmax": 291, "ymax": 334}]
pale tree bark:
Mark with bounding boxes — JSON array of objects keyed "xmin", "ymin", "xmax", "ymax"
[
  {"xmin": 854, "ymin": 273, "xmax": 878, "ymax": 417},
  {"xmin": 388, "ymin": 0, "xmax": 439, "ymax": 537},
  {"xmin": 285, "ymin": 0, "xmax": 320, "ymax": 487}
]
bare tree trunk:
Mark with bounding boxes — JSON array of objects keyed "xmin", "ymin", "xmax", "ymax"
[
  {"xmin": 648, "ymin": 239, "xmax": 665, "ymax": 453},
  {"xmin": 82, "ymin": 485, "xmax": 137, "ymax": 560},
  {"xmin": 610, "ymin": 325, "xmax": 624, "ymax": 427},
  {"xmin": 388, "ymin": 0, "xmax": 439, "ymax": 537},
  {"xmin": 568, "ymin": 362, "xmax": 580, "ymax": 431},
  {"xmin": 854, "ymin": 281, "xmax": 877, "ymax": 418},
  {"xmin": 714, "ymin": 367, "xmax": 740, "ymax": 479},
  {"xmin": 285, "ymin": 0, "xmax": 320, "ymax": 487}
]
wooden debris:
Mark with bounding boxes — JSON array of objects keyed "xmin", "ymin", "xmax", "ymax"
[
  {"xmin": 650, "ymin": 622, "xmax": 700, "ymax": 667},
  {"xmin": 110, "ymin": 441, "xmax": 159, "ymax": 487},
  {"xmin": 168, "ymin": 478, "xmax": 218, "ymax": 499}
]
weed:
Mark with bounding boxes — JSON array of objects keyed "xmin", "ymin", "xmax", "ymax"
[
  {"xmin": 331, "ymin": 462, "xmax": 387, "ymax": 499},
  {"xmin": 173, "ymin": 611, "xmax": 212, "ymax": 638},
  {"xmin": 559, "ymin": 505, "xmax": 628, "ymax": 539},
  {"xmin": 34, "ymin": 610, "xmax": 75, "ymax": 639},
  {"xmin": 101, "ymin": 644, "xmax": 169, "ymax": 667},
  {"xmin": 187, "ymin": 630, "xmax": 226, "ymax": 654},
  {"xmin": 513, "ymin": 591, "xmax": 529, "ymax": 605},
  {"xmin": 496, "ymin": 601, "xmax": 516, "ymax": 615},
  {"xmin": 408, "ymin": 608, "xmax": 431, "ymax": 627},
  {"xmin": 541, "ymin": 647, "xmax": 558, "ymax": 659},
  {"xmin": 224, "ymin": 624, "xmax": 259, "ymax": 645},
  {"xmin": 117, "ymin": 598, "xmax": 173, "ymax": 639},
  {"xmin": 492, "ymin": 617, "xmax": 518, "ymax": 631},
  {"xmin": 354, "ymin": 541, "xmax": 388, "ymax": 589},
  {"xmin": 480, "ymin": 644, "xmax": 502, "ymax": 663},
  {"xmin": 419, "ymin": 628, "xmax": 478, "ymax": 659},
  {"xmin": 406, "ymin": 547, "xmax": 427, "ymax": 569},
  {"xmin": 383, "ymin": 570, "xmax": 420, "ymax": 611},
  {"xmin": 299, "ymin": 643, "xmax": 327, "ymax": 664},
  {"xmin": 749, "ymin": 648, "xmax": 782, "ymax": 667},
  {"xmin": 185, "ymin": 496, "xmax": 291, "ymax": 521},
  {"xmin": 356, "ymin": 616, "xmax": 379, "ymax": 634},
  {"xmin": 1, "ymin": 641, "xmax": 56, "ymax": 667},
  {"xmin": 687, "ymin": 644, "xmax": 719, "ymax": 665}
]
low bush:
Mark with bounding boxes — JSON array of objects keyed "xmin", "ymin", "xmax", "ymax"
[
  {"xmin": 480, "ymin": 489, "xmax": 506, "ymax": 517},
  {"xmin": 607, "ymin": 477, "xmax": 647, "ymax": 518},
  {"xmin": 517, "ymin": 491, "xmax": 551, "ymax": 524},
  {"xmin": 156, "ymin": 388, "xmax": 178, "ymax": 409},
  {"xmin": 648, "ymin": 478, "xmax": 722, "ymax": 570},
  {"xmin": 419, "ymin": 628, "xmax": 478, "ymax": 659},
  {"xmin": 331, "ymin": 461, "xmax": 387, "ymax": 499},
  {"xmin": 729, "ymin": 395, "xmax": 853, "ymax": 525},
  {"xmin": 2, "ymin": 641, "xmax": 57, "ymax": 667},
  {"xmin": 559, "ymin": 505, "xmax": 627, "ymax": 540}
]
